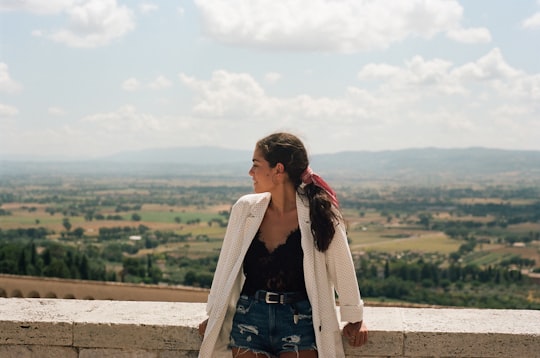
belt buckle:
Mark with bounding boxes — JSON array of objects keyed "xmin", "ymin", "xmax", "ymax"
[{"xmin": 265, "ymin": 291, "xmax": 279, "ymax": 304}]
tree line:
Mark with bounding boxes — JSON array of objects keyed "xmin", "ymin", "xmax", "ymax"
[
  {"xmin": 0, "ymin": 239, "xmax": 111, "ymax": 281},
  {"xmin": 355, "ymin": 254, "xmax": 535, "ymax": 309},
  {"xmin": 2, "ymin": 235, "xmax": 536, "ymax": 309}
]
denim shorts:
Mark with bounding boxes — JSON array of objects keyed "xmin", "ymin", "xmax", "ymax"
[{"xmin": 229, "ymin": 294, "xmax": 317, "ymax": 356}]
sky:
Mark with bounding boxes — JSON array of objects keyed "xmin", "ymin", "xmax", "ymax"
[{"xmin": 1, "ymin": 0, "xmax": 539, "ymax": 159}]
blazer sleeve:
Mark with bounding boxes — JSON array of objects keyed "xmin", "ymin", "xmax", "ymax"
[
  {"xmin": 325, "ymin": 218, "xmax": 364, "ymax": 323},
  {"xmin": 206, "ymin": 198, "xmax": 248, "ymax": 315}
]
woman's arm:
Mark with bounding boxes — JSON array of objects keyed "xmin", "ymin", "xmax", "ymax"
[
  {"xmin": 205, "ymin": 198, "xmax": 246, "ymax": 315},
  {"xmin": 326, "ymin": 219, "xmax": 368, "ymax": 345},
  {"xmin": 325, "ymin": 219, "xmax": 364, "ymax": 323}
]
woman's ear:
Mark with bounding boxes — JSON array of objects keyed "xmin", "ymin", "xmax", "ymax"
[{"xmin": 275, "ymin": 163, "xmax": 285, "ymax": 174}]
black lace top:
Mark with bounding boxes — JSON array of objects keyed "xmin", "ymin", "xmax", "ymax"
[{"xmin": 241, "ymin": 228, "xmax": 306, "ymax": 296}]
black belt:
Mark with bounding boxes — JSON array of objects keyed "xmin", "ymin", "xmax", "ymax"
[{"xmin": 253, "ymin": 290, "xmax": 307, "ymax": 304}]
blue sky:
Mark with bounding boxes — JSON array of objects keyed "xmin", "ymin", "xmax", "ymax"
[{"xmin": 1, "ymin": 0, "xmax": 539, "ymax": 159}]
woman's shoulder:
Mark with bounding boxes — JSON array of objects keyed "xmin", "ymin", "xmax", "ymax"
[
  {"xmin": 234, "ymin": 192, "xmax": 271, "ymax": 207},
  {"xmin": 228, "ymin": 193, "xmax": 270, "ymax": 221}
]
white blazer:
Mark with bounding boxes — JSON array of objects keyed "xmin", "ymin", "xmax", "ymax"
[{"xmin": 199, "ymin": 192, "xmax": 364, "ymax": 358}]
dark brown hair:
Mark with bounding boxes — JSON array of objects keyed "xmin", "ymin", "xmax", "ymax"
[{"xmin": 256, "ymin": 132, "xmax": 340, "ymax": 252}]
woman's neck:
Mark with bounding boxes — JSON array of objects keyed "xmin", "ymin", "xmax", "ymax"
[{"xmin": 269, "ymin": 184, "xmax": 296, "ymax": 216}]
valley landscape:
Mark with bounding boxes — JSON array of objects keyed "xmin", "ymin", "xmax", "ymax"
[{"xmin": 1, "ymin": 147, "xmax": 540, "ymax": 308}]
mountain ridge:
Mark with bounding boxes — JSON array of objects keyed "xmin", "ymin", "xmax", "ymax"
[{"xmin": 2, "ymin": 147, "xmax": 540, "ymax": 184}]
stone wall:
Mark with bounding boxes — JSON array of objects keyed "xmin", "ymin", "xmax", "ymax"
[
  {"xmin": 0, "ymin": 273, "xmax": 209, "ymax": 302},
  {"xmin": 1, "ymin": 298, "xmax": 539, "ymax": 358}
]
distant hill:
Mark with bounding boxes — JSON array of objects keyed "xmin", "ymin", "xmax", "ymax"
[
  {"xmin": 310, "ymin": 147, "xmax": 540, "ymax": 184},
  {"xmin": 2, "ymin": 147, "xmax": 540, "ymax": 185}
]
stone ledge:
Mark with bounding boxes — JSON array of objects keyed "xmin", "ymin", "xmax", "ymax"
[{"xmin": 1, "ymin": 298, "xmax": 539, "ymax": 357}]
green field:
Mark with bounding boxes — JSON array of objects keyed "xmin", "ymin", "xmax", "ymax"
[{"xmin": 2, "ymin": 177, "xmax": 540, "ymax": 309}]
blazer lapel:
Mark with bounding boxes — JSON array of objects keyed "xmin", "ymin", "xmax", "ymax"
[{"xmin": 242, "ymin": 194, "xmax": 270, "ymax": 246}]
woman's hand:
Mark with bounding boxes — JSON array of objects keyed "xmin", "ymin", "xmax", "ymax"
[
  {"xmin": 342, "ymin": 321, "xmax": 368, "ymax": 347},
  {"xmin": 198, "ymin": 318, "xmax": 208, "ymax": 338}
]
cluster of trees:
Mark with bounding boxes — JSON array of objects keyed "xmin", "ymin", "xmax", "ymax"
[
  {"xmin": 0, "ymin": 242, "xmax": 537, "ymax": 308},
  {"xmin": 168, "ymin": 255, "xmax": 218, "ymax": 288},
  {"xmin": 0, "ymin": 237, "xmax": 170, "ymax": 285},
  {"xmin": 121, "ymin": 255, "xmax": 162, "ymax": 284},
  {"xmin": 429, "ymin": 217, "xmax": 540, "ymax": 241},
  {"xmin": 0, "ymin": 239, "xmax": 112, "ymax": 281},
  {"xmin": 357, "ymin": 276, "xmax": 531, "ymax": 308},
  {"xmin": 361, "ymin": 256, "xmax": 526, "ymax": 287},
  {"xmin": 0, "ymin": 227, "xmax": 49, "ymax": 240},
  {"xmin": 358, "ymin": 265, "xmax": 532, "ymax": 309},
  {"xmin": 351, "ymin": 249, "xmax": 538, "ymax": 309},
  {"xmin": 0, "ymin": 225, "xmax": 194, "ymax": 286}
]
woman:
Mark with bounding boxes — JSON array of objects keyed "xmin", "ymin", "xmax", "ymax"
[{"xmin": 198, "ymin": 132, "xmax": 368, "ymax": 357}]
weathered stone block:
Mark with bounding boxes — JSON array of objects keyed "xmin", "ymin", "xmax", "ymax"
[
  {"xmin": 0, "ymin": 345, "xmax": 77, "ymax": 358},
  {"xmin": 79, "ymin": 348, "xmax": 158, "ymax": 358},
  {"xmin": 0, "ymin": 298, "xmax": 80, "ymax": 346},
  {"xmin": 158, "ymin": 350, "xmax": 199, "ymax": 358},
  {"xmin": 73, "ymin": 300, "xmax": 206, "ymax": 350}
]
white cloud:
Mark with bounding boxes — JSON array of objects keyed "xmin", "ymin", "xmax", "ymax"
[
  {"xmin": 122, "ymin": 77, "xmax": 141, "ymax": 91},
  {"xmin": 522, "ymin": 12, "xmax": 540, "ymax": 29},
  {"xmin": 59, "ymin": 107, "xmax": 206, "ymax": 156},
  {"xmin": 358, "ymin": 56, "xmax": 466, "ymax": 95},
  {"xmin": 81, "ymin": 105, "xmax": 161, "ymax": 132},
  {"xmin": 38, "ymin": 0, "xmax": 135, "ymax": 48},
  {"xmin": 1, "ymin": 126, "xmax": 99, "ymax": 159},
  {"xmin": 6, "ymin": 46, "xmax": 540, "ymax": 157},
  {"xmin": 194, "ymin": 0, "xmax": 490, "ymax": 52},
  {"xmin": 179, "ymin": 70, "xmax": 372, "ymax": 127},
  {"xmin": 179, "ymin": 71, "xmax": 269, "ymax": 118},
  {"xmin": 174, "ymin": 49, "xmax": 539, "ymax": 151},
  {"xmin": 452, "ymin": 48, "xmax": 522, "ymax": 81},
  {"xmin": 0, "ymin": 103, "xmax": 19, "ymax": 117},
  {"xmin": 358, "ymin": 48, "xmax": 538, "ymax": 104},
  {"xmin": 148, "ymin": 75, "xmax": 172, "ymax": 90},
  {"xmin": 1, "ymin": 107, "xmax": 204, "ymax": 158},
  {"xmin": 0, "ymin": 63, "xmax": 23, "ymax": 93},
  {"xmin": 354, "ymin": 49, "xmax": 540, "ymax": 148}
]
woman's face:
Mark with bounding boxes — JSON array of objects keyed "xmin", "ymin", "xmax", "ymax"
[{"xmin": 248, "ymin": 148, "xmax": 276, "ymax": 193}]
